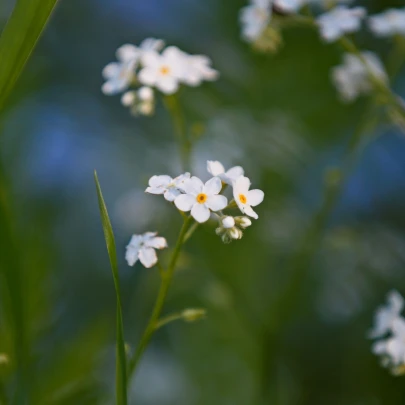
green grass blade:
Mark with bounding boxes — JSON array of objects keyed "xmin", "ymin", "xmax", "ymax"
[
  {"xmin": 94, "ymin": 171, "xmax": 128, "ymax": 405},
  {"xmin": 0, "ymin": 0, "xmax": 59, "ymax": 111}
]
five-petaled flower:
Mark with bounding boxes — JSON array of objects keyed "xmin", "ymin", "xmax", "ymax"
[
  {"xmin": 174, "ymin": 177, "xmax": 228, "ymax": 223},
  {"xmin": 207, "ymin": 160, "xmax": 244, "ymax": 185},
  {"xmin": 146, "ymin": 173, "xmax": 190, "ymax": 202},
  {"xmin": 316, "ymin": 6, "xmax": 366, "ymax": 42},
  {"xmin": 126, "ymin": 232, "xmax": 168, "ymax": 268},
  {"xmin": 368, "ymin": 8, "xmax": 405, "ymax": 38},
  {"xmin": 240, "ymin": 0, "xmax": 272, "ymax": 43},
  {"xmin": 233, "ymin": 176, "xmax": 264, "ymax": 219}
]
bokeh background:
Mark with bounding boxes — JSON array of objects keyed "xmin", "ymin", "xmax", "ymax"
[{"xmin": 1, "ymin": 0, "xmax": 405, "ymax": 404}]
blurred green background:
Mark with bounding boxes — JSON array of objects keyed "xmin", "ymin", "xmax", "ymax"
[{"xmin": 2, "ymin": 0, "xmax": 405, "ymax": 404}]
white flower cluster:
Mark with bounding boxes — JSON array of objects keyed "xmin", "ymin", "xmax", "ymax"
[
  {"xmin": 147, "ymin": 160, "xmax": 264, "ymax": 242},
  {"xmin": 369, "ymin": 290, "xmax": 405, "ymax": 376},
  {"xmin": 331, "ymin": 51, "xmax": 388, "ymax": 102},
  {"xmin": 240, "ymin": 1, "xmax": 405, "ymax": 45},
  {"xmin": 102, "ymin": 38, "xmax": 219, "ymax": 116}
]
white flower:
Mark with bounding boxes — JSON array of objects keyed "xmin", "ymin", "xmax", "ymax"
[
  {"xmin": 233, "ymin": 176, "xmax": 264, "ymax": 219},
  {"xmin": 316, "ymin": 6, "xmax": 366, "ymax": 42},
  {"xmin": 102, "ymin": 44, "xmax": 139, "ymax": 95},
  {"xmin": 368, "ymin": 8, "xmax": 405, "ymax": 38},
  {"xmin": 372, "ymin": 317, "xmax": 405, "ymax": 372},
  {"xmin": 331, "ymin": 51, "xmax": 388, "ymax": 102},
  {"xmin": 138, "ymin": 46, "xmax": 187, "ymax": 94},
  {"xmin": 369, "ymin": 290, "xmax": 404, "ymax": 339},
  {"xmin": 206, "ymin": 160, "xmax": 244, "ymax": 185},
  {"xmin": 146, "ymin": 173, "xmax": 190, "ymax": 202},
  {"xmin": 125, "ymin": 232, "xmax": 168, "ymax": 268},
  {"xmin": 174, "ymin": 177, "xmax": 228, "ymax": 223},
  {"xmin": 181, "ymin": 54, "xmax": 219, "ymax": 86},
  {"xmin": 102, "ymin": 39, "xmax": 165, "ymax": 96},
  {"xmin": 240, "ymin": 0, "xmax": 272, "ymax": 42}
]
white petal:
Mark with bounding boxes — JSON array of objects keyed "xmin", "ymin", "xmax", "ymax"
[
  {"xmin": 117, "ymin": 44, "xmax": 140, "ymax": 62},
  {"xmin": 191, "ymin": 203, "xmax": 211, "ymax": 223},
  {"xmin": 138, "ymin": 247, "xmax": 158, "ymax": 268},
  {"xmin": 206, "ymin": 195, "xmax": 228, "ymax": 211},
  {"xmin": 138, "ymin": 67, "xmax": 158, "ymax": 86},
  {"xmin": 372, "ymin": 340, "xmax": 388, "ymax": 355},
  {"xmin": 243, "ymin": 204, "xmax": 259, "ymax": 219},
  {"xmin": 388, "ymin": 290, "xmax": 404, "ymax": 313},
  {"xmin": 386, "ymin": 337, "xmax": 405, "ymax": 365},
  {"xmin": 247, "ymin": 189, "xmax": 264, "ymax": 207},
  {"xmin": 145, "ymin": 186, "xmax": 165, "ymax": 195},
  {"xmin": 206, "ymin": 160, "xmax": 225, "ymax": 176},
  {"xmin": 156, "ymin": 76, "xmax": 179, "ymax": 94},
  {"xmin": 164, "ymin": 188, "xmax": 181, "ymax": 201},
  {"xmin": 233, "ymin": 176, "xmax": 251, "ymax": 193},
  {"xmin": 149, "ymin": 175, "xmax": 172, "ymax": 188},
  {"xmin": 125, "ymin": 245, "xmax": 140, "ymax": 266},
  {"xmin": 392, "ymin": 317, "xmax": 405, "ymax": 338},
  {"xmin": 145, "ymin": 236, "xmax": 168, "ymax": 250},
  {"xmin": 203, "ymin": 177, "xmax": 222, "ymax": 196},
  {"xmin": 141, "ymin": 50, "xmax": 161, "ymax": 68},
  {"xmin": 174, "ymin": 194, "xmax": 196, "ymax": 211},
  {"xmin": 225, "ymin": 166, "xmax": 244, "ymax": 181},
  {"xmin": 102, "ymin": 62, "xmax": 120, "ymax": 79},
  {"xmin": 183, "ymin": 177, "xmax": 204, "ymax": 195}
]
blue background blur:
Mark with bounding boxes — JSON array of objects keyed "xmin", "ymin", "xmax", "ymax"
[{"xmin": 2, "ymin": 0, "xmax": 405, "ymax": 404}]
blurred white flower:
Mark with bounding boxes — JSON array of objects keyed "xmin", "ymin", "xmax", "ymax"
[
  {"xmin": 233, "ymin": 176, "xmax": 264, "ymax": 219},
  {"xmin": 331, "ymin": 52, "xmax": 388, "ymax": 102},
  {"xmin": 274, "ymin": 0, "xmax": 306, "ymax": 13},
  {"xmin": 121, "ymin": 86, "xmax": 155, "ymax": 116},
  {"xmin": 126, "ymin": 232, "xmax": 168, "ymax": 268},
  {"xmin": 174, "ymin": 177, "xmax": 227, "ymax": 223},
  {"xmin": 206, "ymin": 160, "xmax": 244, "ymax": 185},
  {"xmin": 369, "ymin": 290, "xmax": 404, "ymax": 339},
  {"xmin": 102, "ymin": 39, "xmax": 165, "ymax": 95},
  {"xmin": 240, "ymin": 0, "xmax": 272, "ymax": 42},
  {"xmin": 368, "ymin": 8, "xmax": 405, "ymax": 38},
  {"xmin": 372, "ymin": 317, "xmax": 405, "ymax": 375},
  {"xmin": 316, "ymin": 6, "xmax": 366, "ymax": 42},
  {"xmin": 181, "ymin": 54, "xmax": 219, "ymax": 86},
  {"xmin": 146, "ymin": 173, "xmax": 190, "ymax": 202},
  {"xmin": 138, "ymin": 47, "xmax": 188, "ymax": 94}
]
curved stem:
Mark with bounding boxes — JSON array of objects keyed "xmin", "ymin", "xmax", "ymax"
[{"xmin": 127, "ymin": 215, "xmax": 193, "ymax": 381}]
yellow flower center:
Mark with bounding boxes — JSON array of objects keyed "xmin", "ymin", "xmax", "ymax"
[
  {"xmin": 196, "ymin": 193, "xmax": 207, "ymax": 204},
  {"xmin": 160, "ymin": 65, "xmax": 170, "ymax": 75},
  {"xmin": 239, "ymin": 194, "xmax": 247, "ymax": 204}
]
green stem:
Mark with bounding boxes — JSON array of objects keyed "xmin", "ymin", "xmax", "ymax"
[
  {"xmin": 127, "ymin": 215, "xmax": 193, "ymax": 381},
  {"xmin": 163, "ymin": 95, "xmax": 191, "ymax": 172}
]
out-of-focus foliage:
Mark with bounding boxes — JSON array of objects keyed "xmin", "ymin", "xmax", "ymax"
[{"xmin": 1, "ymin": 0, "xmax": 405, "ymax": 404}]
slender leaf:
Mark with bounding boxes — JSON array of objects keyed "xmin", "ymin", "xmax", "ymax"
[
  {"xmin": 94, "ymin": 171, "xmax": 128, "ymax": 405},
  {"xmin": 0, "ymin": 0, "xmax": 59, "ymax": 111}
]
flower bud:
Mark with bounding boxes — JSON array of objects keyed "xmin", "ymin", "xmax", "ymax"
[
  {"xmin": 222, "ymin": 216, "xmax": 235, "ymax": 229},
  {"xmin": 121, "ymin": 91, "xmax": 136, "ymax": 106},
  {"xmin": 181, "ymin": 308, "xmax": 207, "ymax": 322},
  {"xmin": 235, "ymin": 216, "xmax": 252, "ymax": 229},
  {"xmin": 229, "ymin": 227, "xmax": 242, "ymax": 240}
]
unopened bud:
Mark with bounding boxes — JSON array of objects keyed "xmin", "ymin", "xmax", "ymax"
[
  {"xmin": 222, "ymin": 216, "xmax": 235, "ymax": 229},
  {"xmin": 229, "ymin": 227, "xmax": 242, "ymax": 240},
  {"xmin": 181, "ymin": 308, "xmax": 207, "ymax": 322},
  {"xmin": 121, "ymin": 91, "xmax": 136, "ymax": 106},
  {"xmin": 235, "ymin": 216, "xmax": 252, "ymax": 229}
]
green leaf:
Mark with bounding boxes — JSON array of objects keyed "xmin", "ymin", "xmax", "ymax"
[
  {"xmin": 94, "ymin": 171, "xmax": 128, "ymax": 405},
  {"xmin": 0, "ymin": 0, "xmax": 59, "ymax": 111}
]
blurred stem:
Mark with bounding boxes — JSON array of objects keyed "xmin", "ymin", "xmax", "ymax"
[
  {"xmin": 259, "ymin": 101, "xmax": 379, "ymax": 403},
  {"xmin": 163, "ymin": 95, "xmax": 192, "ymax": 171},
  {"xmin": 386, "ymin": 35, "xmax": 405, "ymax": 80},
  {"xmin": 127, "ymin": 215, "xmax": 193, "ymax": 383},
  {"xmin": 0, "ymin": 160, "xmax": 30, "ymax": 404}
]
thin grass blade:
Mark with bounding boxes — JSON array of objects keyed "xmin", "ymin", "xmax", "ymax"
[{"xmin": 94, "ymin": 171, "xmax": 128, "ymax": 405}]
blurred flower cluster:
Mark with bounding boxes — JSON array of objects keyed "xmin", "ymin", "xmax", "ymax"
[{"xmin": 102, "ymin": 38, "xmax": 219, "ymax": 116}]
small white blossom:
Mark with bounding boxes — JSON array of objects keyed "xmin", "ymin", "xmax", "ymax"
[
  {"xmin": 372, "ymin": 317, "xmax": 405, "ymax": 375},
  {"xmin": 222, "ymin": 216, "xmax": 235, "ymax": 229},
  {"xmin": 368, "ymin": 8, "xmax": 405, "ymax": 38},
  {"xmin": 206, "ymin": 160, "xmax": 244, "ymax": 185},
  {"xmin": 102, "ymin": 39, "xmax": 165, "ymax": 96},
  {"xmin": 138, "ymin": 46, "xmax": 187, "ymax": 94},
  {"xmin": 174, "ymin": 177, "xmax": 227, "ymax": 223},
  {"xmin": 146, "ymin": 173, "xmax": 190, "ymax": 202},
  {"xmin": 331, "ymin": 52, "xmax": 388, "ymax": 102},
  {"xmin": 240, "ymin": 0, "xmax": 272, "ymax": 42},
  {"xmin": 369, "ymin": 290, "xmax": 404, "ymax": 339},
  {"xmin": 125, "ymin": 232, "xmax": 168, "ymax": 268},
  {"xmin": 181, "ymin": 54, "xmax": 219, "ymax": 86},
  {"xmin": 233, "ymin": 176, "xmax": 264, "ymax": 219},
  {"xmin": 316, "ymin": 6, "xmax": 366, "ymax": 42}
]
